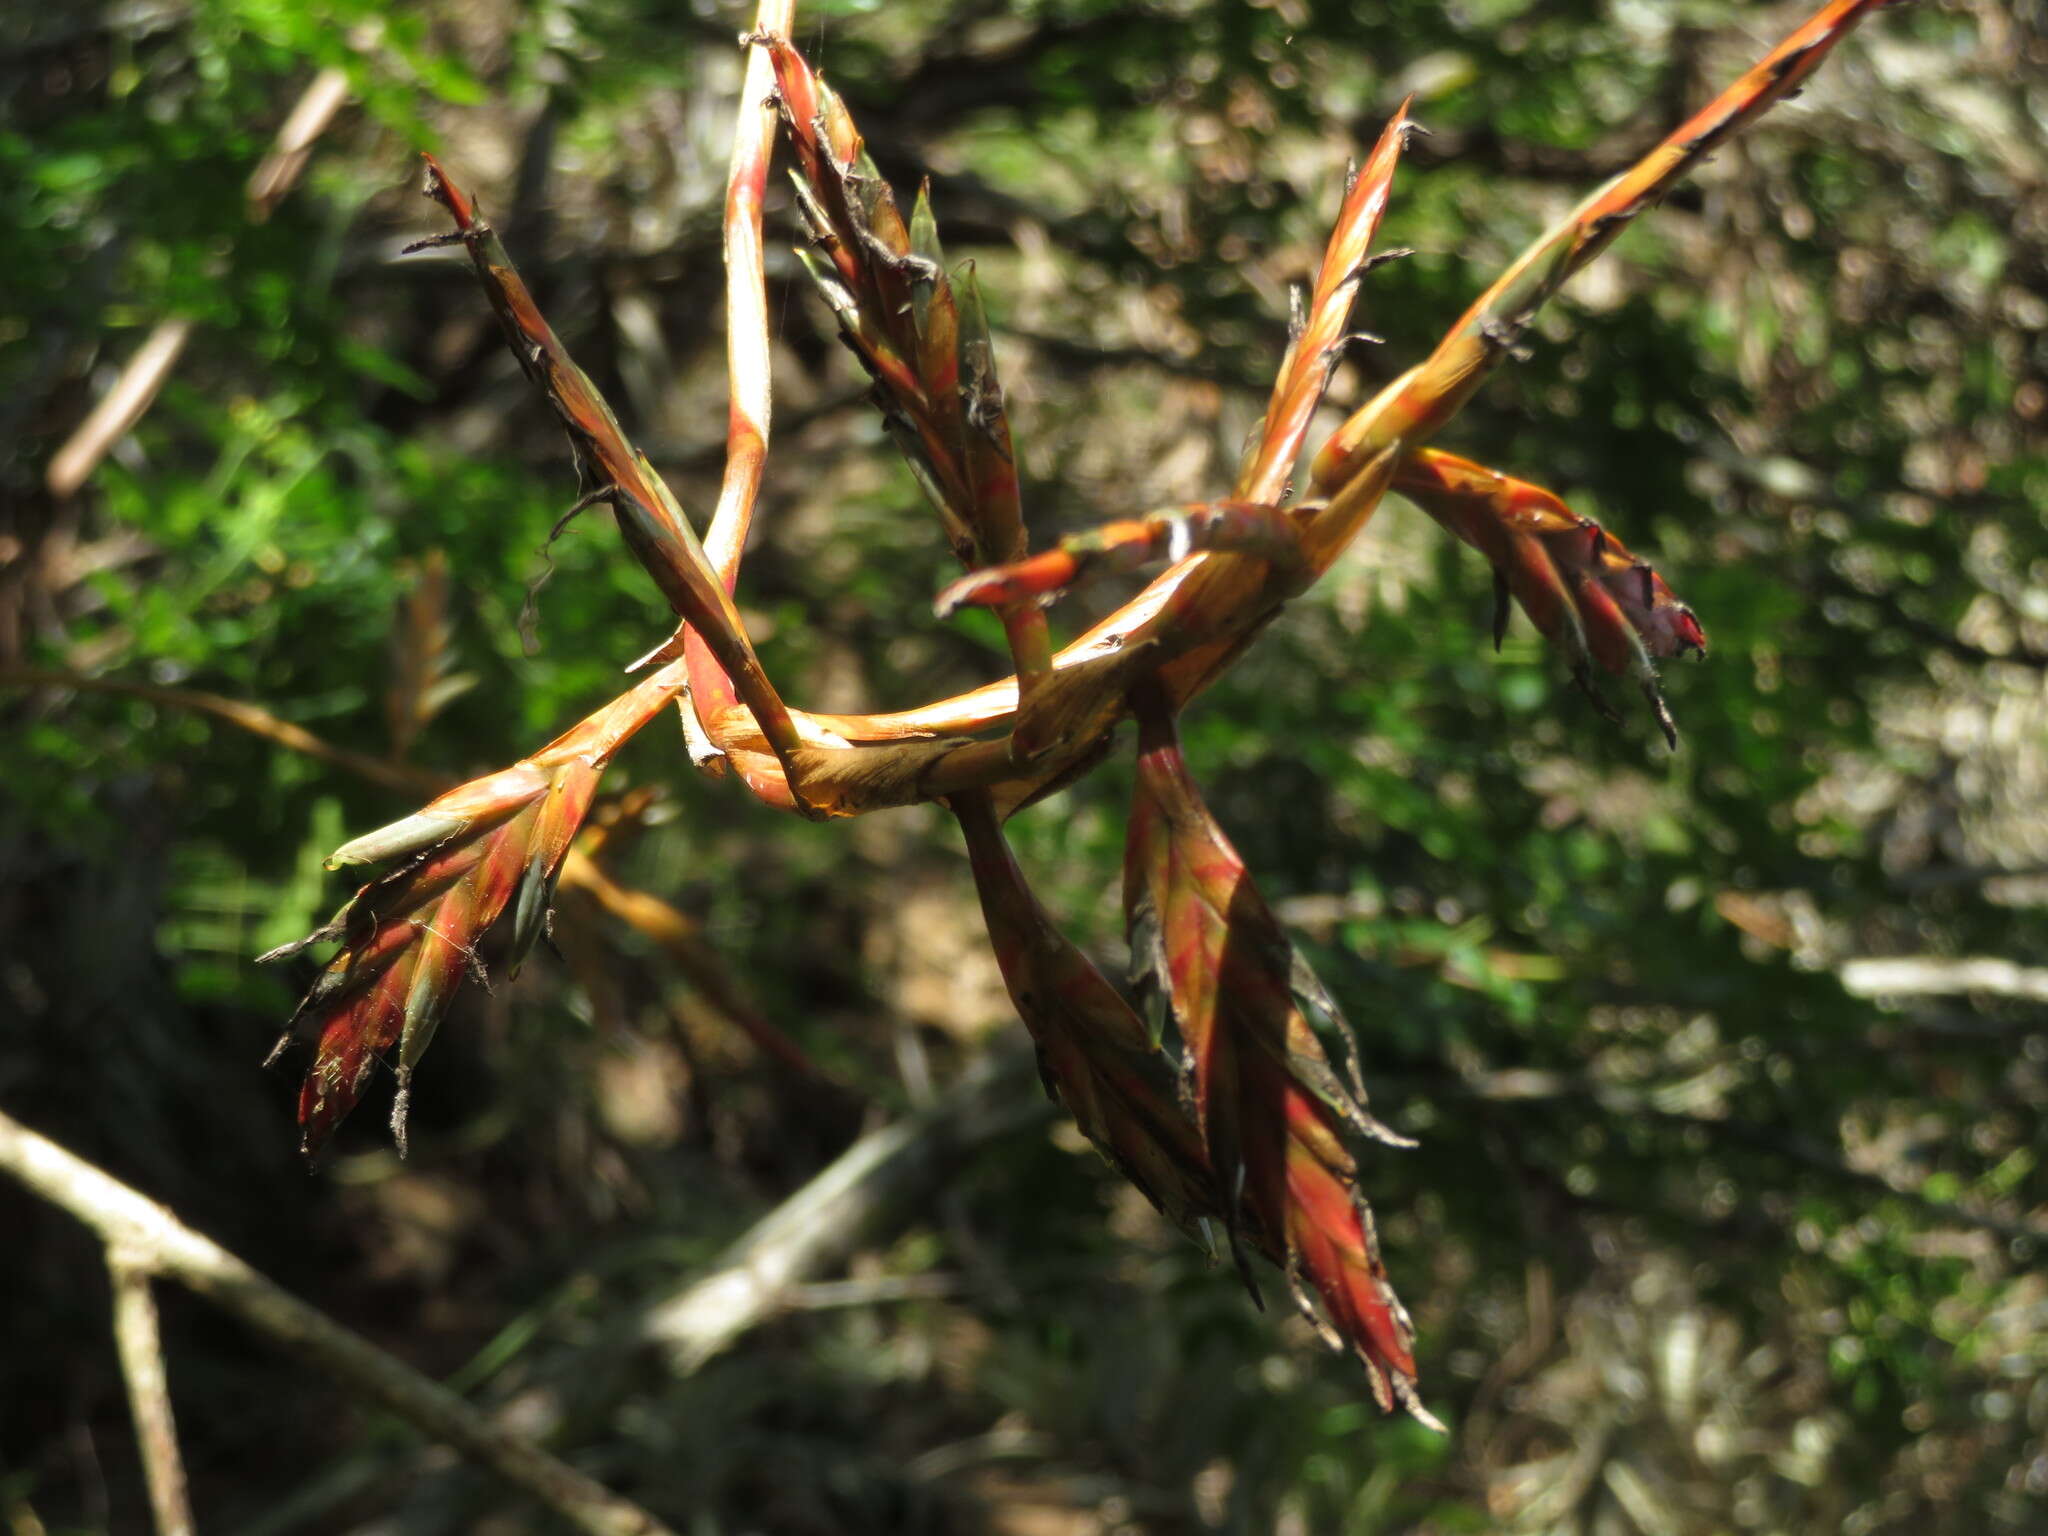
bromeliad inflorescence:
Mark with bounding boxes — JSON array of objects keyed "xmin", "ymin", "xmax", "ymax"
[{"xmin": 263, "ymin": 0, "xmax": 1897, "ymax": 1422}]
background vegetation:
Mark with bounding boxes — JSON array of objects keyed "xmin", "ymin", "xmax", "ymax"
[{"xmin": 4, "ymin": 0, "xmax": 2045, "ymax": 1531}]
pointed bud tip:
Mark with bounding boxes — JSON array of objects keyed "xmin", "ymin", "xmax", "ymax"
[{"xmin": 1398, "ymin": 1392, "xmax": 1446, "ymax": 1434}]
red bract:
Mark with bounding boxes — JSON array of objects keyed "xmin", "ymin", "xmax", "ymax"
[
  {"xmin": 954, "ymin": 791, "xmax": 1221, "ymax": 1237},
  {"xmin": 765, "ymin": 39, "xmax": 1052, "ymax": 715},
  {"xmin": 1125, "ymin": 687, "xmax": 1426, "ymax": 1417},
  {"xmin": 265, "ymin": 666, "xmax": 680, "ymax": 1155}
]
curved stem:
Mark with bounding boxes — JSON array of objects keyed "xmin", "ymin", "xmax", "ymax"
[
  {"xmin": 684, "ymin": 5, "xmax": 798, "ymax": 756},
  {"xmin": 0, "ymin": 1110, "xmax": 681, "ymax": 1536}
]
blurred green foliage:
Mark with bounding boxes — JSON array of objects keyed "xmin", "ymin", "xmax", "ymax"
[{"xmin": 4, "ymin": 1, "xmax": 2045, "ymax": 1533}]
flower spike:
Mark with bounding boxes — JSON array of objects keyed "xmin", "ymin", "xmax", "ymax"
[
  {"xmin": 250, "ymin": 0, "xmax": 1911, "ymax": 1424},
  {"xmin": 1393, "ymin": 448, "xmax": 1706, "ymax": 744},
  {"xmin": 767, "ymin": 41, "xmax": 1053, "ymax": 709},
  {"xmin": 265, "ymin": 665, "xmax": 686, "ymax": 1156},
  {"xmin": 1125, "ymin": 685, "xmax": 1429, "ymax": 1421}
]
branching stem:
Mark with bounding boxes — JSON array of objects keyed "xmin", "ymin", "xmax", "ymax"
[
  {"xmin": 0, "ymin": 1110, "xmax": 681, "ymax": 1536},
  {"xmin": 107, "ymin": 1257, "xmax": 193, "ymax": 1536}
]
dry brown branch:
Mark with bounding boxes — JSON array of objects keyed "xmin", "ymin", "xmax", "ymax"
[
  {"xmin": 0, "ymin": 1109, "xmax": 681, "ymax": 1536},
  {"xmin": 257, "ymin": 1047, "xmax": 1044, "ymax": 1524},
  {"xmin": 44, "ymin": 319, "xmax": 195, "ymax": 500},
  {"xmin": 638, "ymin": 1047, "xmax": 1041, "ymax": 1374},
  {"xmin": 563, "ymin": 853, "xmax": 827, "ymax": 1085},
  {"xmin": 1839, "ymin": 956, "xmax": 2048, "ymax": 1003},
  {"xmin": 245, "ymin": 67, "xmax": 350, "ymax": 220},
  {"xmin": 106, "ymin": 1258, "xmax": 194, "ymax": 1536},
  {"xmin": 46, "ymin": 65, "xmax": 351, "ymax": 497}
]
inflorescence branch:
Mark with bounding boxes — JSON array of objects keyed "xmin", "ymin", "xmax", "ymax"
[{"xmin": 263, "ymin": 0, "xmax": 1900, "ymax": 1425}]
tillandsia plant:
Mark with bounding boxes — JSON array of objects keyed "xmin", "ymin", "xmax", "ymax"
[{"xmin": 264, "ymin": 0, "xmax": 1902, "ymax": 1422}]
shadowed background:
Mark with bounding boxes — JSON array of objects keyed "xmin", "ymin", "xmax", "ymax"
[{"xmin": 3, "ymin": 0, "xmax": 2045, "ymax": 1531}]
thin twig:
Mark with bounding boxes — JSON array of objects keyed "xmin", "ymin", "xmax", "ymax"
[
  {"xmin": 637, "ymin": 1047, "xmax": 1043, "ymax": 1374},
  {"xmin": 107, "ymin": 1257, "xmax": 195, "ymax": 1536},
  {"xmin": 563, "ymin": 853, "xmax": 829, "ymax": 1083},
  {"xmin": 46, "ymin": 65, "xmax": 352, "ymax": 498},
  {"xmin": 246, "ymin": 68, "xmax": 351, "ymax": 220},
  {"xmin": 0, "ymin": 1110, "xmax": 681, "ymax": 1536},
  {"xmin": 1839, "ymin": 955, "xmax": 2048, "ymax": 1004},
  {"xmin": 45, "ymin": 319, "xmax": 195, "ymax": 499},
  {"xmin": 786, "ymin": 1273, "xmax": 966, "ymax": 1309},
  {"xmin": 0, "ymin": 667, "xmax": 440, "ymax": 797}
]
